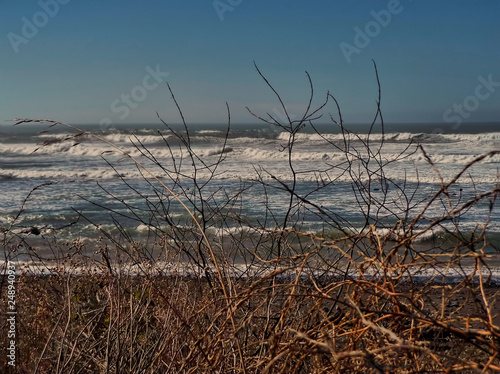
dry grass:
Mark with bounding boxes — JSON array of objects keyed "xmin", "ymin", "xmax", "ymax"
[
  {"xmin": 1, "ymin": 261, "xmax": 499, "ymax": 373},
  {"xmin": 1, "ymin": 62, "xmax": 499, "ymax": 373}
]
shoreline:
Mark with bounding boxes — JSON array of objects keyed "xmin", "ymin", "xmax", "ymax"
[{"xmin": 3, "ymin": 258, "xmax": 500, "ymax": 286}]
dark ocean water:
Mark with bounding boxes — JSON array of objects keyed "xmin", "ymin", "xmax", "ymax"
[{"xmin": 1, "ymin": 121, "xmax": 499, "ymax": 259}]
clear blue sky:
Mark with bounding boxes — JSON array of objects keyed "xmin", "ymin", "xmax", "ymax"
[{"xmin": 1, "ymin": 0, "xmax": 499, "ymax": 127}]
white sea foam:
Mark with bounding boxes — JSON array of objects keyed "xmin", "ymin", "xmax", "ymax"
[
  {"xmin": 4, "ymin": 259, "xmax": 500, "ymax": 285},
  {"xmin": 276, "ymin": 131, "xmax": 500, "ymax": 144},
  {"xmin": 2, "ymin": 126, "xmax": 498, "ymax": 248}
]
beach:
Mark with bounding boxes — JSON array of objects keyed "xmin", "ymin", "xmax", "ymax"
[{"xmin": 1, "ymin": 120, "xmax": 499, "ymax": 372}]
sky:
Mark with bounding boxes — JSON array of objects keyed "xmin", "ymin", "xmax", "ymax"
[{"xmin": 1, "ymin": 0, "xmax": 499, "ymax": 128}]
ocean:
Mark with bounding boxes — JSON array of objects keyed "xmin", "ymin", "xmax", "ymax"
[{"xmin": 1, "ymin": 121, "xmax": 500, "ymax": 266}]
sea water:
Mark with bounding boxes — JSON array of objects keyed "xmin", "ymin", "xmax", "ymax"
[{"xmin": 1, "ymin": 122, "xmax": 499, "ymax": 260}]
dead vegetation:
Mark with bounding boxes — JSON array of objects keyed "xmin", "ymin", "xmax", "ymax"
[{"xmin": 1, "ymin": 62, "xmax": 499, "ymax": 373}]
